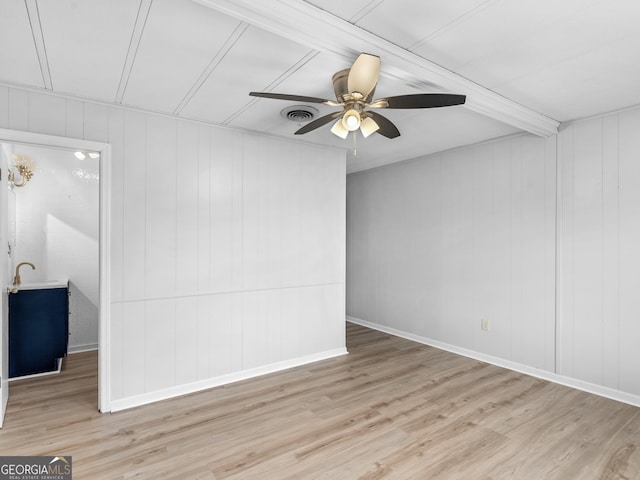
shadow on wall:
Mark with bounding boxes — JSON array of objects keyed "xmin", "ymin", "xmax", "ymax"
[
  {"xmin": 68, "ymin": 281, "xmax": 98, "ymax": 352},
  {"xmin": 47, "ymin": 215, "xmax": 98, "ymax": 351}
]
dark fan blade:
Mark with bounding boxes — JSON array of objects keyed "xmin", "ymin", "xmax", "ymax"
[
  {"xmin": 374, "ymin": 93, "xmax": 466, "ymax": 109},
  {"xmin": 367, "ymin": 111, "xmax": 400, "ymax": 139},
  {"xmin": 249, "ymin": 92, "xmax": 331, "ymax": 104},
  {"xmin": 294, "ymin": 111, "xmax": 342, "ymax": 135}
]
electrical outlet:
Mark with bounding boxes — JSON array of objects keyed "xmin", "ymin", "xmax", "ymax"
[{"xmin": 481, "ymin": 318, "xmax": 490, "ymax": 332}]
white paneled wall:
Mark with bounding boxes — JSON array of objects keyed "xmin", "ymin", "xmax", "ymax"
[
  {"xmin": 559, "ymin": 109, "xmax": 640, "ymax": 396},
  {"xmin": 347, "ymin": 134, "xmax": 557, "ymax": 370},
  {"xmin": 348, "ymin": 113, "xmax": 640, "ymax": 403},
  {"xmin": 0, "ymin": 85, "xmax": 346, "ymax": 410}
]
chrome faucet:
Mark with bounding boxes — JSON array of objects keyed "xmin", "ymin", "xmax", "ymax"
[{"xmin": 13, "ymin": 262, "xmax": 35, "ymax": 286}]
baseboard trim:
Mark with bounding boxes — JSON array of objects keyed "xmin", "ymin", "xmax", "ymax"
[
  {"xmin": 347, "ymin": 316, "xmax": 640, "ymax": 408},
  {"xmin": 68, "ymin": 343, "xmax": 99, "ymax": 354},
  {"xmin": 109, "ymin": 347, "xmax": 348, "ymax": 412}
]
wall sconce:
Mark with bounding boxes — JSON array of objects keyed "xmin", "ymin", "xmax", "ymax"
[
  {"xmin": 74, "ymin": 151, "xmax": 99, "ymax": 160},
  {"xmin": 8, "ymin": 154, "xmax": 35, "ymax": 188}
]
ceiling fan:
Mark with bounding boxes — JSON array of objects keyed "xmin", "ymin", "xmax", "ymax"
[{"xmin": 250, "ymin": 53, "xmax": 466, "ymax": 139}]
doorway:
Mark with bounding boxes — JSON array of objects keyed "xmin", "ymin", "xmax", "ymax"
[{"xmin": 0, "ymin": 129, "xmax": 111, "ymax": 425}]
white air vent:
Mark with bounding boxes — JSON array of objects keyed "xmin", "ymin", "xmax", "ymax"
[{"xmin": 280, "ymin": 105, "xmax": 319, "ymax": 123}]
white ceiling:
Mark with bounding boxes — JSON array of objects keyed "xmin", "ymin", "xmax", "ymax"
[{"xmin": 1, "ymin": 0, "xmax": 639, "ymax": 173}]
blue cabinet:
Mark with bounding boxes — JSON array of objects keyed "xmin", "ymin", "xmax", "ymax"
[{"xmin": 9, "ymin": 285, "xmax": 69, "ymax": 378}]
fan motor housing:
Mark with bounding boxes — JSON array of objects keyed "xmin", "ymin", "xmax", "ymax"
[{"xmin": 280, "ymin": 105, "xmax": 319, "ymax": 123}]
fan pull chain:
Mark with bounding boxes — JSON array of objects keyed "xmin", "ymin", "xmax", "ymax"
[{"xmin": 353, "ymin": 131, "xmax": 357, "ymax": 156}]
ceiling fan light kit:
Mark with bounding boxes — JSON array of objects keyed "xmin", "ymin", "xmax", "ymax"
[
  {"xmin": 330, "ymin": 119, "xmax": 349, "ymax": 139},
  {"xmin": 342, "ymin": 109, "xmax": 361, "ymax": 131},
  {"xmin": 249, "ymin": 53, "xmax": 466, "ymax": 140},
  {"xmin": 359, "ymin": 116, "xmax": 380, "ymax": 138}
]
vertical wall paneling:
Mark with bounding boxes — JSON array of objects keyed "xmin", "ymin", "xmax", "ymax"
[
  {"xmin": 421, "ymin": 156, "xmax": 442, "ymax": 340},
  {"xmin": 144, "ymin": 298, "xmax": 176, "ymax": 392},
  {"xmin": 242, "ymin": 134, "xmax": 259, "ymax": 291},
  {"xmin": 122, "ymin": 110, "xmax": 147, "ymax": 300},
  {"xmin": 65, "ymin": 99, "xmax": 84, "ymax": 139},
  {"xmin": 558, "ymin": 108, "xmax": 640, "ymax": 397},
  {"xmin": 0, "ymin": 86, "xmax": 9, "ymax": 128},
  {"xmin": 196, "ymin": 294, "xmax": 211, "ymax": 381},
  {"xmin": 122, "ymin": 302, "xmax": 145, "ymax": 398},
  {"xmin": 281, "ymin": 142, "xmax": 302, "ymax": 288},
  {"xmin": 110, "ymin": 302, "xmax": 124, "ymax": 400},
  {"xmin": 8, "ymin": 89, "xmax": 29, "ymax": 131},
  {"xmin": 521, "ymin": 136, "xmax": 552, "ymax": 370},
  {"xmin": 558, "ymin": 126, "xmax": 574, "ymax": 377},
  {"xmin": 231, "ymin": 133, "xmax": 244, "ymax": 293},
  {"xmin": 144, "ymin": 115, "xmax": 177, "ymax": 297},
  {"xmin": 108, "ymin": 107, "xmax": 125, "ymax": 301},
  {"xmin": 331, "ymin": 146, "xmax": 347, "ymax": 287},
  {"xmin": 347, "ymin": 134, "xmax": 556, "ymax": 376},
  {"xmin": 441, "ymin": 148, "xmax": 475, "ymax": 348},
  {"xmin": 471, "ymin": 142, "xmax": 494, "ymax": 353},
  {"xmin": 601, "ymin": 115, "xmax": 619, "ymax": 390},
  {"xmin": 83, "ymin": 103, "xmax": 109, "ymax": 142},
  {"xmin": 28, "ymin": 93, "xmax": 66, "ymax": 137},
  {"xmin": 264, "ymin": 288, "xmax": 282, "ymax": 364},
  {"xmin": 174, "ymin": 296, "xmax": 198, "ymax": 385},
  {"xmin": 242, "ymin": 290, "xmax": 268, "ymax": 369},
  {"xmin": 617, "ymin": 109, "xmax": 640, "ymax": 395},
  {"xmin": 231, "ymin": 291, "xmax": 243, "ymax": 374},
  {"xmin": 509, "ymin": 138, "xmax": 524, "ymax": 364},
  {"xmin": 209, "ymin": 127, "xmax": 232, "ymax": 292},
  {"xmin": 543, "ymin": 136, "xmax": 557, "ymax": 373},
  {"xmin": 197, "ymin": 124, "xmax": 211, "ymax": 290},
  {"xmin": 209, "ymin": 293, "xmax": 235, "ymax": 377},
  {"xmin": 491, "ymin": 139, "xmax": 513, "ymax": 361},
  {"xmin": 175, "ymin": 121, "xmax": 199, "ymax": 294},
  {"xmin": 3, "ymin": 86, "xmax": 347, "ymax": 410},
  {"xmin": 347, "ymin": 115, "xmax": 640, "ymax": 402},
  {"xmin": 571, "ymin": 120, "xmax": 603, "ymax": 384},
  {"xmin": 265, "ymin": 138, "xmax": 284, "ymax": 289}
]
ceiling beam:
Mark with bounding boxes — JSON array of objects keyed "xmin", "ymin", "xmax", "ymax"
[{"xmin": 194, "ymin": 0, "xmax": 559, "ymax": 136}]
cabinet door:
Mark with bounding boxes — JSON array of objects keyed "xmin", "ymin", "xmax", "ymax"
[{"xmin": 8, "ymin": 287, "xmax": 69, "ymax": 377}]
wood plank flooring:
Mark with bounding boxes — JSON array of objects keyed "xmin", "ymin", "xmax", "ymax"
[{"xmin": 1, "ymin": 323, "xmax": 639, "ymax": 479}]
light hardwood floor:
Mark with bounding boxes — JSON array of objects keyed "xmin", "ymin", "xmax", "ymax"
[{"xmin": 1, "ymin": 323, "xmax": 639, "ymax": 479}]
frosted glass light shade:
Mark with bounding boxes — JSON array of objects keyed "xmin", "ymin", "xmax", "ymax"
[
  {"xmin": 330, "ymin": 119, "xmax": 349, "ymax": 139},
  {"xmin": 360, "ymin": 117, "xmax": 380, "ymax": 138},
  {"xmin": 341, "ymin": 109, "xmax": 361, "ymax": 131}
]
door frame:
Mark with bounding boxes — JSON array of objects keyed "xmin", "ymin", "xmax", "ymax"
[{"xmin": 0, "ymin": 128, "xmax": 111, "ymax": 413}]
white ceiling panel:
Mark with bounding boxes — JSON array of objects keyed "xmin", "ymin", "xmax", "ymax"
[
  {"xmin": 499, "ymin": 45, "xmax": 640, "ymax": 122},
  {"xmin": 458, "ymin": 1, "xmax": 640, "ymax": 121},
  {"xmin": 404, "ymin": 0, "xmax": 640, "ymax": 122},
  {"xmin": 302, "ymin": 0, "xmax": 377, "ymax": 23},
  {"xmin": 37, "ymin": 0, "xmax": 141, "ymax": 101},
  {"xmin": 409, "ymin": 0, "xmax": 603, "ymax": 71},
  {"xmin": 180, "ymin": 25, "xmax": 313, "ymax": 124},
  {"xmin": 3, "ymin": 0, "xmax": 640, "ymax": 172},
  {"xmin": 346, "ymin": 107, "xmax": 519, "ymax": 173},
  {"xmin": 0, "ymin": 0, "xmax": 45, "ymax": 88},
  {"xmin": 227, "ymin": 52, "xmax": 352, "ymax": 132},
  {"xmin": 121, "ymin": 0, "xmax": 243, "ymax": 113},
  {"xmin": 355, "ymin": 0, "xmax": 493, "ymax": 49}
]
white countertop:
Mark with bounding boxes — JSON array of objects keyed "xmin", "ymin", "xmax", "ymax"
[{"xmin": 9, "ymin": 279, "xmax": 68, "ymax": 291}]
